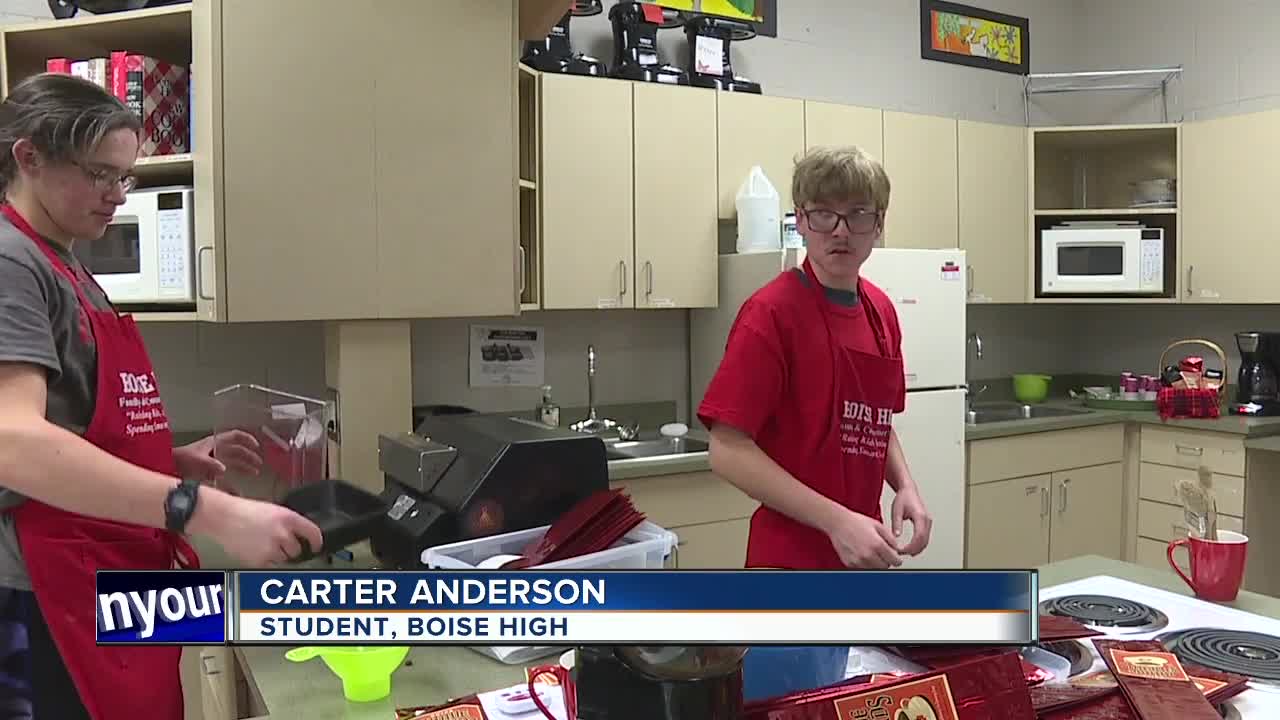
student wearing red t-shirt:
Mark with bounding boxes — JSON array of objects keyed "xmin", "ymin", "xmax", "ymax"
[{"xmin": 697, "ymin": 146, "xmax": 933, "ymax": 570}]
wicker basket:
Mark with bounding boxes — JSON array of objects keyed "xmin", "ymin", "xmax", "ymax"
[{"xmin": 1155, "ymin": 339, "xmax": 1229, "ymax": 420}]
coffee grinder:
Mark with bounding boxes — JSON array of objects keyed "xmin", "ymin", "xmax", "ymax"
[
  {"xmin": 576, "ymin": 645, "xmax": 747, "ymax": 720},
  {"xmin": 520, "ymin": 1, "xmax": 607, "ymax": 76},
  {"xmin": 608, "ymin": 1, "xmax": 689, "ymax": 84},
  {"xmin": 1233, "ymin": 331, "xmax": 1280, "ymax": 415},
  {"xmin": 684, "ymin": 14, "xmax": 762, "ymax": 93}
]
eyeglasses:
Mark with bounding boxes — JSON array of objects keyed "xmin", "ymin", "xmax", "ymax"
[
  {"xmin": 77, "ymin": 162, "xmax": 138, "ymax": 194},
  {"xmin": 802, "ymin": 207, "xmax": 880, "ymax": 235}
]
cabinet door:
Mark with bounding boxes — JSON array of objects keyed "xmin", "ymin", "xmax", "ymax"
[
  {"xmin": 540, "ymin": 75, "xmax": 635, "ymax": 309},
  {"xmin": 717, "ymin": 93, "xmax": 805, "ymax": 219},
  {"xmin": 220, "ymin": 0, "xmax": 379, "ymax": 321},
  {"xmin": 882, "ymin": 111, "xmax": 959, "ymax": 249},
  {"xmin": 958, "ymin": 121, "xmax": 1028, "ymax": 303},
  {"xmin": 804, "ymin": 101, "xmax": 883, "ymax": 160},
  {"xmin": 674, "ymin": 519, "xmax": 751, "ymax": 569},
  {"xmin": 1182, "ymin": 110, "xmax": 1280, "ymax": 303},
  {"xmin": 1049, "ymin": 463, "xmax": 1124, "ymax": 562},
  {"xmin": 372, "ymin": 0, "xmax": 518, "ymax": 318},
  {"xmin": 966, "ymin": 476, "xmax": 1050, "ymax": 568},
  {"xmin": 633, "ymin": 83, "xmax": 718, "ymax": 309}
]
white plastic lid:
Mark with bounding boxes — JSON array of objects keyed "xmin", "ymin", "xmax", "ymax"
[{"xmin": 660, "ymin": 423, "xmax": 689, "ymax": 438}]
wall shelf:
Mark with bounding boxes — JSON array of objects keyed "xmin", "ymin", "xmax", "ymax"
[{"xmin": 1024, "ymin": 67, "xmax": 1184, "ymax": 124}]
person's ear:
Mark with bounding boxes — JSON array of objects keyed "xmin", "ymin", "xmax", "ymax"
[{"xmin": 11, "ymin": 139, "xmax": 41, "ymax": 175}]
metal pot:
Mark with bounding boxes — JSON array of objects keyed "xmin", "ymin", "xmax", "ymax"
[{"xmin": 1131, "ymin": 178, "xmax": 1176, "ymax": 205}]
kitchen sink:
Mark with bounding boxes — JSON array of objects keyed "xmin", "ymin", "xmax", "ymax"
[
  {"xmin": 605, "ymin": 437, "xmax": 709, "ymax": 461},
  {"xmin": 966, "ymin": 402, "xmax": 1093, "ymax": 425}
]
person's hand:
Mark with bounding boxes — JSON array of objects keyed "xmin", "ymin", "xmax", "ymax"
[
  {"xmin": 891, "ymin": 484, "xmax": 933, "ymax": 557},
  {"xmin": 195, "ymin": 489, "xmax": 324, "ymax": 567},
  {"xmin": 174, "ymin": 430, "xmax": 262, "ymax": 485},
  {"xmin": 825, "ymin": 508, "xmax": 902, "ymax": 569}
]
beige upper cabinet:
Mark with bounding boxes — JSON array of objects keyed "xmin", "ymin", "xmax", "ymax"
[
  {"xmin": 958, "ymin": 121, "xmax": 1028, "ymax": 303},
  {"xmin": 716, "ymin": 93, "xmax": 806, "ymax": 218},
  {"xmin": 194, "ymin": 0, "xmax": 522, "ymax": 322},
  {"xmin": 632, "ymin": 83, "xmax": 719, "ymax": 309},
  {"xmin": 539, "ymin": 75, "xmax": 635, "ymax": 310},
  {"xmin": 882, "ymin": 111, "xmax": 959, "ymax": 249},
  {"xmin": 1182, "ymin": 110, "xmax": 1280, "ymax": 303},
  {"xmin": 371, "ymin": 0, "xmax": 519, "ymax": 319},
  {"xmin": 804, "ymin": 101, "xmax": 884, "ymax": 162}
]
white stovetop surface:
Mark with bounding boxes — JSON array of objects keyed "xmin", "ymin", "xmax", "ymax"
[{"xmin": 1039, "ymin": 575, "xmax": 1280, "ymax": 719}]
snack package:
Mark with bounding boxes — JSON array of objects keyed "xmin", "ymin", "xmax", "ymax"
[
  {"xmin": 396, "ymin": 666, "xmax": 573, "ymax": 720},
  {"xmin": 741, "ymin": 651, "xmax": 1037, "ymax": 720},
  {"xmin": 1091, "ymin": 639, "xmax": 1222, "ymax": 720},
  {"xmin": 1179, "ymin": 357, "xmax": 1204, "ymax": 389}
]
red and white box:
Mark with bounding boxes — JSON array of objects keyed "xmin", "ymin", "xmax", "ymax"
[{"xmin": 110, "ymin": 51, "xmax": 189, "ymax": 156}]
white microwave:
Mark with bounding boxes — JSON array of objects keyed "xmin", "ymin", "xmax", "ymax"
[
  {"xmin": 75, "ymin": 186, "xmax": 195, "ymax": 306},
  {"xmin": 1039, "ymin": 225, "xmax": 1165, "ymax": 295}
]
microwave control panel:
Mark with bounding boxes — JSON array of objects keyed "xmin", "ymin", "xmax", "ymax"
[
  {"xmin": 156, "ymin": 197, "xmax": 192, "ymax": 292},
  {"xmin": 1139, "ymin": 230, "xmax": 1164, "ymax": 290}
]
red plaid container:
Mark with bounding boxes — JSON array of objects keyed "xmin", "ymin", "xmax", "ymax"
[{"xmin": 1156, "ymin": 339, "xmax": 1228, "ymax": 420}]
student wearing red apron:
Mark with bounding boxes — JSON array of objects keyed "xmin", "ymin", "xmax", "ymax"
[
  {"xmin": 698, "ymin": 145, "xmax": 933, "ymax": 570},
  {"xmin": 0, "ymin": 74, "xmax": 323, "ymax": 719}
]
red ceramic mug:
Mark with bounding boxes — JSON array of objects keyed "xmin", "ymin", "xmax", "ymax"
[{"xmin": 1166, "ymin": 530, "xmax": 1249, "ymax": 602}]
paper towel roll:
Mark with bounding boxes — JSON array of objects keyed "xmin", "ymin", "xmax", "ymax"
[{"xmin": 478, "ymin": 554, "xmax": 526, "ymax": 570}]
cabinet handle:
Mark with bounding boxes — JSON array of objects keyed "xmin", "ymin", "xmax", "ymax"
[
  {"xmin": 967, "ymin": 266, "xmax": 975, "ymax": 296},
  {"xmin": 196, "ymin": 246, "xmax": 214, "ymax": 301},
  {"xmin": 1038, "ymin": 486, "xmax": 1049, "ymax": 517},
  {"xmin": 1186, "ymin": 265, "xmax": 1194, "ymax": 297},
  {"xmin": 618, "ymin": 260, "xmax": 628, "ymax": 297},
  {"xmin": 645, "ymin": 260, "xmax": 653, "ymax": 297},
  {"xmin": 1175, "ymin": 444, "xmax": 1204, "ymax": 457},
  {"xmin": 1173, "ymin": 523, "xmax": 1188, "ymax": 536},
  {"xmin": 518, "ymin": 246, "xmax": 526, "ymax": 295},
  {"xmin": 1059, "ymin": 478, "xmax": 1070, "ymax": 513}
]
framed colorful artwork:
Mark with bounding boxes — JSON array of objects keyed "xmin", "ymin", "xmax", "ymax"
[
  {"xmin": 920, "ymin": 0, "xmax": 1029, "ymax": 75},
  {"xmin": 644, "ymin": 0, "xmax": 777, "ymax": 38}
]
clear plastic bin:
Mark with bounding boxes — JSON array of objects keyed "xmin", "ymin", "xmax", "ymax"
[
  {"xmin": 211, "ymin": 384, "xmax": 332, "ymax": 503},
  {"xmin": 421, "ymin": 520, "xmax": 678, "ymax": 570}
]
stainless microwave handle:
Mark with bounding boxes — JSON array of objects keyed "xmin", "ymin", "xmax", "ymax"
[{"xmin": 196, "ymin": 246, "xmax": 214, "ymax": 301}]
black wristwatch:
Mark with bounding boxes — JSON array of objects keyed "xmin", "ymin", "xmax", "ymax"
[{"xmin": 164, "ymin": 479, "xmax": 200, "ymax": 533}]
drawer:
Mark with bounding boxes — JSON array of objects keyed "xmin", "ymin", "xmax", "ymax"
[
  {"xmin": 1135, "ymin": 536, "xmax": 1177, "ymax": 576},
  {"xmin": 969, "ymin": 425, "xmax": 1124, "ymax": 484},
  {"xmin": 1140, "ymin": 426, "xmax": 1245, "ymax": 477},
  {"xmin": 1137, "ymin": 499, "xmax": 1243, "ymax": 542},
  {"xmin": 672, "ymin": 518, "xmax": 750, "ymax": 569},
  {"xmin": 612, "ymin": 472, "xmax": 757, "ymax": 529},
  {"xmin": 1139, "ymin": 462, "xmax": 1244, "ymax": 517}
]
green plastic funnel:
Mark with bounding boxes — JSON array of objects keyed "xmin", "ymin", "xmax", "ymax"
[{"xmin": 285, "ymin": 645, "xmax": 410, "ymax": 702}]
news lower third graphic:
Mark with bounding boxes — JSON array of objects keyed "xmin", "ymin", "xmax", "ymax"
[
  {"xmin": 96, "ymin": 570, "xmax": 228, "ymax": 644},
  {"xmin": 230, "ymin": 570, "xmax": 1037, "ymax": 646}
]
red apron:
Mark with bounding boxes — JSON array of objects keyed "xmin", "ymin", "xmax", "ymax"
[
  {"xmin": 1, "ymin": 204, "xmax": 197, "ymax": 720},
  {"xmin": 745, "ymin": 258, "xmax": 905, "ymax": 570}
]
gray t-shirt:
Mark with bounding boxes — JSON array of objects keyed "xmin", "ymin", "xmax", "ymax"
[{"xmin": 0, "ymin": 213, "xmax": 110, "ymax": 589}]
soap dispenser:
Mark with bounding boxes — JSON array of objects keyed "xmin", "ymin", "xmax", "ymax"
[{"xmin": 538, "ymin": 385, "xmax": 561, "ymax": 428}]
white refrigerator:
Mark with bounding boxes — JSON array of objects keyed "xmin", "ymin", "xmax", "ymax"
[{"xmin": 689, "ymin": 248, "xmax": 968, "ymax": 569}]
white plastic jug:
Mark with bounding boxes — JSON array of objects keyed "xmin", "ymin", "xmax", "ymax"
[{"xmin": 735, "ymin": 165, "xmax": 781, "ymax": 254}]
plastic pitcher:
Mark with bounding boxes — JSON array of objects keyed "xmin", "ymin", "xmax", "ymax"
[
  {"xmin": 735, "ymin": 165, "xmax": 781, "ymax": 254},
  {"xmin": 285, "ymin": 646, "xmax": 410, "ymax": 702}
]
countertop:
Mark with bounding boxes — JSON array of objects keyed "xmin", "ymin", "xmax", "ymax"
[
  {"xmin": 962, "ymin": 398, "xmax": 1280, "ymax": 442},
  {"xmin": 231, "ymin": 555, "xmax": 1280, "ymax": 719}
]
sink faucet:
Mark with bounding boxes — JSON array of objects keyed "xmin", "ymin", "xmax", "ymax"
[
  {"xmin": 966, "ymin": 332, "xmax": 986, "ymax": 412},
  {"xmin": 570, "ymin": 345, "xmax": 621, "ymax": 435},
  {"xmin": 968, "ymin": 332, "xmax": 983, "ymax": 360}
]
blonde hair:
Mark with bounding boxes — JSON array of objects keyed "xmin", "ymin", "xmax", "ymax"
[{"xmin": 791, "ymin": 145, "xmax": 890, "ymax": 212}]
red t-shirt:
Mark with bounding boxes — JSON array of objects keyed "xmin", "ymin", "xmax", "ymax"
[{"xmin": 697, "ymin": 268, "xmax": 905, "ymax": 456}]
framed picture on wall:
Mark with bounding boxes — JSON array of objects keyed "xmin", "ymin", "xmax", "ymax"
[
  {"xmin": 645, "ymin": 0, "xmax": 777, "ymax": 38},
  {"xmin": 920, "ymin": 0, "xmax": 1029, "ymax": 75}
]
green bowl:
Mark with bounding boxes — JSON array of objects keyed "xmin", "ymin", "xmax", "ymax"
[
  {"xmin": 1013, "ymin": 374, "xmax": 1052, "ymax": 404},
  {"xmin": 285, "ymin": 645, "xmax": 410, "ymax": 702}
]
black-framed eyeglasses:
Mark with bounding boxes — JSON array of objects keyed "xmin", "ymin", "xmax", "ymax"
[
  {"xmin": 801, "ymin": 207, "xmax": 880, "ymax": 235},
  {"xmin": 77, "ymin": 162, "xmax": 137, "ymax": 194}
]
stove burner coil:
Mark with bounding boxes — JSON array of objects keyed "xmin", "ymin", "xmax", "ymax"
[
  {"xmin": 1158, "ymin": 627, "xmax": 1280, "ymax": 686},
  {"xmin": 1039, "ymin": 594, "xmax": 1169, "ymax": 633}
]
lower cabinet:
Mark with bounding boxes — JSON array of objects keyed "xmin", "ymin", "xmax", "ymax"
[
  {"xmin": 965, "ymin": 425, "xmax": 1126, "ymax": 568},
  {"xmin": 611, "ymin": 470, "xmax": 757, "ymax": 569},
  {"xmin": 184, "ymin": 646, "xmax": 266, "ymax": 720}
]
